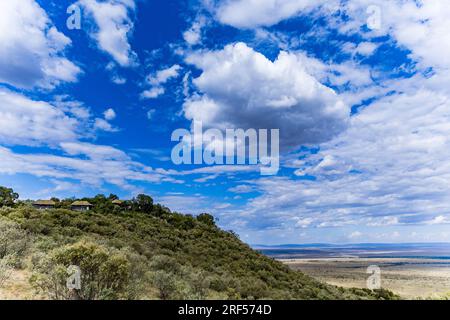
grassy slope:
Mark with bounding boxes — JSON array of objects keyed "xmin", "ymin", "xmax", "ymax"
[{"xmin": 0, "ymin": 206, "xmax": 397, "ymax": 300}]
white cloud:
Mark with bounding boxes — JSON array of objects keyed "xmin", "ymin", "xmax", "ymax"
[
  {"xmin": 53, "ymin": 95, "xmax": 92, "ymax": 120},
  {"xmin": 0, "ymin": 145, "xmax": 179, "ymax": 190},
  {"xmin": 183, "ymin": 27, "xmax": 202, "ymax": 45},
  {"xmin": 210, "ymin": 1, "xmax": 450, "ymax": 236},
  {"xmin": 231, "ymin": 85, "xmax": 450, "ymax": 232},
  {"xmin": 60, "ymin": 142, "xmax": 128, "ymax": 160},
  {"xmin": 142, "ymin": 87, "xmax": 165, "ymax": 99},
  {"xmin": 355, "ymin": 42, "xmax": 378, "ymax": 56},
  {"xmin": 103, "ymin": 108, "xmax": 116, "ymax": 120},
  {"xmin": 149, "ymin": 65, "xmax": 182, "ymax": 85},
  {"xmin": 228, "ymin": 184, "xmax": 255, "ymax": 194},
  {"xmin": 78, "ymin": 0, "xmax": 137, "ymax": 67},
  {"xmin": 147, "ymin": 109, "xmax": 156, "ymax": 120},
  {"xmin": 183, "ymin": 17, "xmax": 206, "ymax": 45},
  {"xmin": 0, "ymin": 89, "xmax": 121, "ymax": 147},
  {"xmin": 141, "ymin": 65, "xmax": 182, "ymax": 99},
  {"xmin": 184, "ymin": 42, "xmax": 348, "ymax": 149},
  {"xmin": 367, "ymin": 217, "xmax": 399, "ymax": 227},
  {"xmin": 214, "ymin": 0, "xmax": 329, "ymax": 29},
  {"xmin": 212, "ymin": 0, "xmax": 450, "ymax": 77},
  {"xmin": 0, "ymin": 0, "xmax": 81, "ymax": 89},
  {"xmin": 94, "ymin": 118, "xmax": 118, "ymax": 132},
  {"xmin": 0, "ymin": 89, "xmax": 79, "ymax": 146},
  {"xmin": 348, "ymin": 231, "xmax": 363, "ymax": 239},
  {"xmin": 296, "ymin": 217, "xmax": 314, "ymax": 229},
  {"xmin": 426, "ymin": 215, "xmax": 450, "ymax": 225},
  {"xmin": 106, "ymin": 62, "xmax": 128, "ymax": 84},
  {"xmin": 215, "ymin": 203, "xmax": 232, "ymax": 209},
  {"xmin": 111, "ymin": 75, "xmax": 127, "ymax": 84},
  {"xmin": 335, "ymin": 1, "xmax": 450, "ymax": 71}
]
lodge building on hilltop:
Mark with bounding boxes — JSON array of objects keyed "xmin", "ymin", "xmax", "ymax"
[
  {"xmin": 70, "ymin": 201, "xmax": 94, "ymax": 211},
  {"xmin": 32, "ymin": 199, "xmax": 126, "ymax": 211},
  {"xmin": 32, "ymin": 200, "xmax": 56, "ymax": 210}
]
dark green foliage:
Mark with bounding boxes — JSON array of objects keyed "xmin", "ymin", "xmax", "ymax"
[
  {"xmin": 132, "ymin": 194, "xmax": 154, "ymax": 214},
  {"xmin": 197, "ymin": 213, "xmax": 216, "ymax": 227}
]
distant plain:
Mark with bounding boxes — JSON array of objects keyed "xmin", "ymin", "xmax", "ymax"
[{"xmin": 258, "ymin": 243, "xmax": 450, "ymax": 299}]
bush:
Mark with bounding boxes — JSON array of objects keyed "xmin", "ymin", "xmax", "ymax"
[
  {"xmin": 0, "ymin": 218, "xmax": 28, "ymax": 261},
  {"xmin": 197, "ymin": 213, "xmax": 216, "ymax": 227},
  {"xmin": 152, "ymin": 270, "xmax": 177, "ymax": 300},
  {"xmin": 31, "ymin": 241, "xmax": 131, "ymax": 300}
]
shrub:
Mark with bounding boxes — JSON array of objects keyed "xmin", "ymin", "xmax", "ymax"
[
  {"xmin": 152, "ymin": 270, "xmax": 176, "ymax": 300},
  {"xmin": 31, "ymin": 241, "xmax": 131, "ymax": 300},
  {"xmin": 0, "ymin": 218, "xmax": 28, "ymax": 261},
  {"xmin": 0, "ymin": 256, "xmax": 14, "ymax": 287}
]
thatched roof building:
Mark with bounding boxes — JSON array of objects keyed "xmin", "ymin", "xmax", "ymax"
[
  {"xmin": 33, "ymin": 200, "xmax": 56, "ymax": 209},
  {"xmin": 71, "ymin": 201, "xmax": 93, "ymax": 211}
]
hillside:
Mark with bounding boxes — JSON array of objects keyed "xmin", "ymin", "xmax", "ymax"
[{"xmin": 0, "ymin": 200, "xmax": 397, "ymax": 300}]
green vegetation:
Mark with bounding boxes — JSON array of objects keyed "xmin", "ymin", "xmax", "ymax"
[
  {"xmin": 0, "ymin": 186, "xmax": 19, "ymax": 207},
  {"xmin": 0, "ymin": 186, "xmax": 398, "ymax": 300}
]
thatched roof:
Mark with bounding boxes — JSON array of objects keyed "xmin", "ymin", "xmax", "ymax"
[
  {"xmin": 71, "ymin": 201, "xmax": 93, "ymax": 206},
  {"xmin": 34, "ymin": 200, "xmax": 56, "ymax": 206},
  {"xmin": 112, "ymin": 199, "xmax": 124, "ymax": 205}
]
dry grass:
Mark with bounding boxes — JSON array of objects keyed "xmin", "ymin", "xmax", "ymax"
[
  {"xmin": 0, "ymin": 269, "xmax": 42, "ymax": 300},
  {"xmin": 283, "ymin": 258, "xmax": 450, "ymax": 299}
]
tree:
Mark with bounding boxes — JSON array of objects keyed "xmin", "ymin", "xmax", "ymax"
[
  {"xmin": 108, "ymin": 194, "xmax": 119, "ymax": 201},
  {"xmin": 197, "ymin": 213, "xmax": 216, "ymax": 227},
  {"xmin": 0, "ymin": 186, "xmax": 19, "ymax": 207},
  {"xmin": 88, "ymin": 194, "xmax": 115, "ymax": 214},
  {"xmin": 133, "ymin": 194, "xmax": 154, "ymax": 214}
]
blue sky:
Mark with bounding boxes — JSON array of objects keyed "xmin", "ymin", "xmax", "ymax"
[{"xmin": 1, "ymin": 0, "xmax": 450, "ymax": 244}]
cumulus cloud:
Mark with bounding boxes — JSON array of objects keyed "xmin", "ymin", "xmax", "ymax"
[
  {"xmin": 328, "ymin": 1, "xmax": 450, "ymax": 70},
  {"xmin": 78, "ymin": 0, "xmax": 137, "ymax": 67},
  {"xmin": 184, "ymin": 42, "xmax": 349, "ymax": 149},
  {"xmin": 202, "ymin": 1, "xmax": 450, "ymax": 235},
  {"xmin": 0, "ymin": 0, "xmax": 81, "ymax": 89},
  {"xmin": 229, "ymin": 85, "xmax": 450, "ymax": 233},
  {"xmin": 213, "ymin": 0, "xmax": 450, "ymax": 76},
  {"xmin": 210, "ymin": 1, "xmax": 450, "ymax": 238}
]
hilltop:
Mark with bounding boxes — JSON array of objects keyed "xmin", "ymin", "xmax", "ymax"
[{"xmin": 0, "ymin": 190, "xmax": 397, "ymax": 300}]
